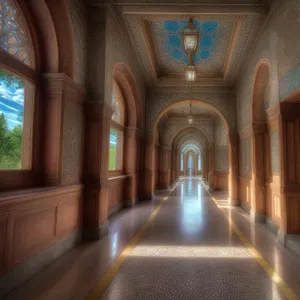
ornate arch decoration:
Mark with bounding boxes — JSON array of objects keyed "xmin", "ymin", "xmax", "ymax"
[
  {"xmin": 17, "ymin": 0, "xmax": 75, "ymax": 76},
  {"xmin": 251, "ymin": 58, "xmax": 271, "ymax": 123},
  {"xmin": 153, "ymin": 99, "xmax": 231, "ymax": 136},
  {"xmin": 112, "ymin": 62, "xmax": 143, "ymax": 130},
  {"xmin": 170, "ymin": 125, "xmax": 211, "ymax": 146},
  {"xmin": 173, "ymin": 126, "xmax": 210, "ymax": 151},
  {"xmin": 181, "ymin": 144, "xmax": 201, "ymax": 155}
]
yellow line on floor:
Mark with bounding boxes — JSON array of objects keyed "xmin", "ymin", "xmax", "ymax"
[
  {"xmin": 85, "ymin": 182, "xmax": 180, "ymax": 300},
  {"xmin": 205, "ymin": 185, "xmax": 300, "ymax": 300}
]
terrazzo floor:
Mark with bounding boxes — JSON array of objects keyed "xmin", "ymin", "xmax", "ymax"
[{"xmin": 4, "ymin": 178, "xmax": 300, "ymax": 300}]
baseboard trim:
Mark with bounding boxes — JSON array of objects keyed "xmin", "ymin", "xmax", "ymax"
[
  {"xmin": 0, "ymin": 230, "xmax": 81, "ymax": 299},
  {"xmin": 83, "ymin": 222, "xmax": 109, "ymax": 241},
  {"xmin": 240, "ymin": 201, "xmax": 251, "ymax": 214},
  {"xmin": 108, "ymin": 203, "xmax": 124, "ymax": 218},
  {"xmin": 266, "ymin": 216, "xmax": 279, "ymax": 235}
]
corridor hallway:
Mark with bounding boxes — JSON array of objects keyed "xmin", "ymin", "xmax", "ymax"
[{"xmin": 5, "ymin": 179, "xmax": 300, "ymax": 300}]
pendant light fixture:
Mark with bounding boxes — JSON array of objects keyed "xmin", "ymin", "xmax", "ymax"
[
  {"xmin": 187, "ymin": 103, "xmax": 193, "ymax": 124},
  {"xmin": 182, "ymin": 18, "xmax": 199, "ymax": 82},
  {"xmin": 182, "ymin": 18, "xmax": 199, "ymax": 54}
]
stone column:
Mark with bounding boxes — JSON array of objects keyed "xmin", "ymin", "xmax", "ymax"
[
  {"xmin": 171, "ymin": 149, "xmax": 176, "ymax": 184},
  {"xmin": 208, "ymin": 148, "xmax": 214, "ymax": 188},
  {"xmin": 124, "ymin": 127, "xmax": 140, "ymax": 207},
  {"xmin": 42, "ymin": 74, "xmax": 85, "ymax": 185},
  {"xmin": 144, "ymin": 135, "xmax": 155, "ymax": 199},
  {"xmin": 160, "ymin": 145, "xmax": 172, "ymax": 189},
  {"xmin": 251, "ymin": 123, "xmax": 267, "ymax": 222},
  {"xmin": 83, "ymin": 101, "xmax": 113, "ymax": 240},
  {"xmin": 175, "ymin": 151, "xmax": 180, "ymax": 180},
  {"xmin": 228, "ymin": 133, "xmax": 239, "ymax": 206}
]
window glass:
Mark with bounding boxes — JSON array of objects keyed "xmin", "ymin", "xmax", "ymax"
[
  {"xmin": 111, "ymin": 81, "xmax": 124, "ymax": 126},
  {"xmin": 0, "ymin": 0, "xmax": 35, "ymax": 67},
  {"xmin": 198, "ymin": 155, "xmax": 201, "ymax": 171},
  {"xmin": 188, "ymin": 155, "xmax": 193, "ymax": 169},
  {"xmin": 0, "ymin": 68, "xmax": 24, "ymax": 169},
  {"xmin": 109, "ymin": 128, "xmax": 117, "ymax": 170},
  {"xmin": 109, "ymin": 128, "xmax": 123, "ymax": 171},
  {"xmin": 180, "ymin": 153, "xmax": 184, "ymax": 171}
]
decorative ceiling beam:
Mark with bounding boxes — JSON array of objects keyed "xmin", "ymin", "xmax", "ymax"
[{"xmin": 120, "ymin": 5, "xmax": 268, "ymax": 16}]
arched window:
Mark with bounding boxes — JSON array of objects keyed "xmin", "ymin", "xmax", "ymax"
[
  {"xmin": 109, "ymin": 80, "xmax": 125, "ymax": 172},
  {"xmin": 188, "ymin": 154, "xmax": 193, "ymax": 169},
  {"xmin": 198, "ymin": 155, "xmax": 201, "ymax": 171},
  {"xmin": 0, "ymin": 0, "xmax": 35, "ymax": 171},
  {"xmin": 180, "ymin": 153, "xmax": 184, "ymax": 171}
]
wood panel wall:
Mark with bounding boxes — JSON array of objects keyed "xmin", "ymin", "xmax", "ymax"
[
  {"xmin": 0, "ymin": 185, "xmax": 83, "ymax": 276},
  {"xmin": 108, "ymin": 176, "xmax": 126, "ymax": 211}
]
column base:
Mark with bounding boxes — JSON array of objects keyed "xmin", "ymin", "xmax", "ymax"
[
  {"xmin": 124, "ymin": 197, "xmax": 138, "ymax": 208},
  {"xmin": 83, "ymin": 222, "xmax": 109, "ymax": 241},
  {"xmin": 277, "ymin": 229, "xmax": 287, "ymax": 245},
  {"xmin": 228, "ymin": 198, "xmax": 240, "ymax": 206},
  {"xmin": 250, "ymin": 211, "xmax": 266, "ymax": 223}
]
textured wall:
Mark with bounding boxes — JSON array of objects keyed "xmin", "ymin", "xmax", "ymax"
[
  {"xmin": 271, "ymin": 129, "xmax": 279, "ymax": 175},
  {"xmin": 62, "ymin": 100, "xmax": 84, "ymax": 184},
  {"xmin": 239, "ymin": 138, "xmax": 252, "ymax": 176},
  {"xmin": 214, "ymin": 118, "xmax": 229, "ymax": 172},
  {"xmin": 105, "ymin": 7, "xmax": 146, "ymax": 107},
  {"xmin": 161, "ymin": 121, "xmax": 213, "ymax": 147},
  {"xmin": 67, "ymin": 0, "xmax": 88, "ymax": 87},
  {"xmin": 215, "ymin": 147, "xmax": 229, "ymax": 172},
  {"xmin": 236, "ymin": 0, "xmax": 300, "ymax": 132},
  {"xmin": 214, "ymin": 118, "xmax": 228, "ymax": 146},
  {"xmin": 146, "ymin": 87, "xmax": 236, "ymax": 133}
]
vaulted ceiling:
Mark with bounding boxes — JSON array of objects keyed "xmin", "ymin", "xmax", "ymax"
[{"xmin": 105, "ymin": 0, "xmax": 272, "ymax": 86}]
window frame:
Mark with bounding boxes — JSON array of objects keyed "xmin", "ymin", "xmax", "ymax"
[
  {"xmin": 109, "ymin": 120, "xmax": 124, "ymax": 175},
  {"xmin": 0, "ymin": 0, "xmax": 40, "ymax": 191}
]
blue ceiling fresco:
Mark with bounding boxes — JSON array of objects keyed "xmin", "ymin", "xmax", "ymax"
[{"xmin": 163, "ymin": 20, "xmax": 218, "ymax": 63}]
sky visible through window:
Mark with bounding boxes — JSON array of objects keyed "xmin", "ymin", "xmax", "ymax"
[{"xmin": 0, "ymin": 74, "xmax": 24, "ymax": 130}]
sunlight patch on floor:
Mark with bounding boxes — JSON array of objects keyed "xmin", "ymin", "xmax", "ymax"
[{"xmin": 129, "ymin": 246, "xmax": 252, "ymax": 258}]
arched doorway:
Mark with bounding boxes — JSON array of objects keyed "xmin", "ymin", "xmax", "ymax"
[
  {"xmin": 145, "ymin": 100, "xmax": 238, "ymax": 204},
  {"xmin": 251, "ymin": 60, "xmax": 271, "ymax": 222}
]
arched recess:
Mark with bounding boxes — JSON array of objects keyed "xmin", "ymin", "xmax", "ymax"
[
  {"xmin": 111, "ymin": 62, "xmax": 144, "ymax": 207},
  {"xmin": 24, "ymin": 0, "xmax": 75, "ymax": 75},
  {"xmin": 171, "ymin": 127, "xmax": 208, "ymax": 182},
  {"xmin": 185, "ymin": 150, "xmax": 197, "ymax": 177},
  {"xmin": 250, "ymin": 59, "xmax": 272, "ymax": 222},
  {"xmin": 0, "ymin": 0, "xmax": 77, "ymax": 191},
  {"xmin": 145, "ymin": 100, "xmax": 238, "ymax": 204}
]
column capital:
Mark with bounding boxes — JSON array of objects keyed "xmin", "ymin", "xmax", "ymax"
[
  {"xmin": 85, "ymin": 100, "xmax": 114, "ymax": 121},
  {"xmin": 252, "ymin": 122, "xmax": 267, "ymax": 134}
]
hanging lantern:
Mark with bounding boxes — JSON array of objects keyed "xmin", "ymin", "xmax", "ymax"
[
  {"xmin": 187, "ymin": 103, "xmax": 193, "ymax": 124},
  {"xmin": 182, "ymin": 18, "xmax": 199, "ymax": 54},
  {"xmin": 185, "ymin": 64, "xmax": 196, "ymax": 82}
]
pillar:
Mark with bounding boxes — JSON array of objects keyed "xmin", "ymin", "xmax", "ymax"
[
  {"xmin": 144, "ymin": 135, "xmax": 155, "ymax": 199},
  {"xmin": 83, "ymin": 101, "xmax": 113, "ymax": 240},
  {"xmin": 160, "ymin": 145, "xmax": 172, "ymax": 189},
  {"xmin": 228, "ymin": 133, "xmax": 239, "ymax": 206},
  {"xmin": 251, "ymin": 123, "xmax": 267, "ymax": 222},
  {"xmin": 124, "ymin": 127, "xmax": 140, "ymax": 207},
  {"xmin": 208, "ymin": 148, "xmax": 214, "ymax": 188}
]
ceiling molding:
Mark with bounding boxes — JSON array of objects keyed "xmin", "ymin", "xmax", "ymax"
[{"xmin": 120, "ymin": 5, "xmax": 268, "ymax": 16}]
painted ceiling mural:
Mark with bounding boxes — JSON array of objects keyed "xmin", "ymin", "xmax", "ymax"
[{"xmin": 150, "ymin": 19, "xmax": 235, "ymax": 76}]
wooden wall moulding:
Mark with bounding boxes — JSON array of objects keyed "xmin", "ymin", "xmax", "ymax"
[
  {"xmin": 0, "ymin": 185, "xmax": 83, "ymax": 276},
  {"xmin": 42, "ymin": 73, "xmax": 85, "ymax": 186}
]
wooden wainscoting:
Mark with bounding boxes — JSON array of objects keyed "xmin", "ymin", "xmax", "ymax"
[
  {"xmin": 108, "ymin": 175, "xmax": 127, "ymax": 213},
  {"xmin": 238, "ymin": 176, "xmax": 252, "ymax": 208},
  {"xmin": 213, "ymin": 172, "xmax": 228, "ymax": 190},
  {"xmin": 0, "ymin": 185, "xmax": 83, "ymax": 277},
  {"xmin": 266, "ymin": 176, "xmax": 281, "ymax": 227}
]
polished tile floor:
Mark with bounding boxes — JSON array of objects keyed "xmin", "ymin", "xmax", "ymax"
[{"xmin": 5, "ymin": 179, "xmax": 300, "ymax": 300}]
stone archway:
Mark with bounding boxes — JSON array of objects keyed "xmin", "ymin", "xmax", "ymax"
[
  {"xmin": 144, "ymin": 100, "xmax": 238, "ymax": 205},
  {"xmin": 250, "ymin": 59, "xmax": 271, "ymax": 222}
]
